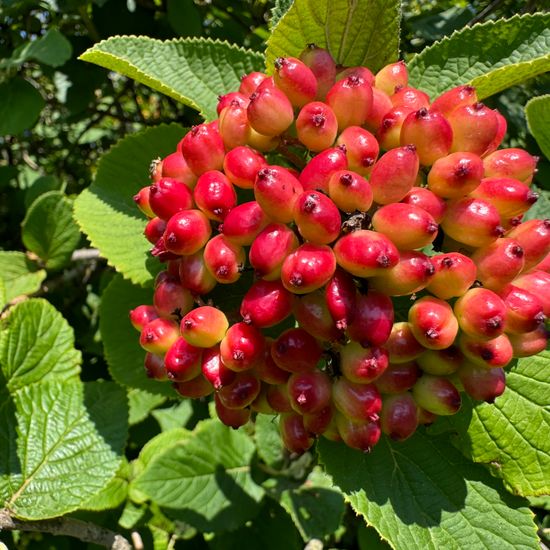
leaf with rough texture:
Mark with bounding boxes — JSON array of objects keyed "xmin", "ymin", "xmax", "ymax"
[
  {"xmin": 151, "ymin": 400, "xmax": 193, "ymax": 432},
  {"xmin": 266, "ymin": 0, "xmax": 401, "ymax": 72},
  {"xmin": 133, "ymin": 419, "xmax": 264, "ymax": 532},
  {"xmin": 319, "ymin": 432, "xmax": 539, "ymax": 550},
  {"xmin": 280, "ymin": 468, "xmax": 345, "ymax": 542},
  {"xmin": 270, "ymin": 0, "xmax": 293, "ymax": 29},
  {"xmin": 100, "ymin": 274, "xmax": 173, "ymax": 396},
  {"xmin": 3, "ymin": 381, "xmax": 127, "ymax": 520},
  {"xmin": 526, "ymin": 94, "xmax": 550, "ymax": 160},
  {"xmin": 79, "ymin": 36, "xmax": 264, "ymax": 121},
  {"xmin": 0, "ymin": 77, "xmax": 45, "ymax": 135},
  {"xmin": 0, "ymin": 280, "xmax": 5, "ymax": 310},
  {"xmin": 408, "ymin": 13, "xmax": 550, "ymax": 100},
  {"xmin": 255, "ymin": 414, "xmax": 284, "ymax": 467},
  {"xmin": 128, "ymin": 388, "xmax": 167, "ymax": 425},
  {"xmin": 74, "ymin": 124, "xmax": 185, "ymax": 286},
  {"xmin": 80, "ymin": 458, "xmax": 129, "ymax": 511},
  {"xmin": 21, "ymin": 191, "xmax": 81, "ymax": 271},
  {"xmin": 0, "ymin": 299, "xmax": 81, "ymax": 391},
  {"xmin": 0, "ymin": 29, "xmax": 72, "ymax": 69},
  {"xmin": 430, "ymin": 352, "xmax": 550, "ymax": 497},
  {"xmin": 0, "ymin": 252, "xmax": 46, "ymax": 304}
]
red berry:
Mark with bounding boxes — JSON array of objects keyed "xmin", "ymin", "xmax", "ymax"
[
  {"xmin": 328, "ymin": 170, "xmax": 373, "ymax": 213},
  {"xmin": 485, "ymin": 109, "xmax": 507, "ymax": 155},
  {"xmin": 303, "ymin": 405, "xmax": 334, "ymax": 435},
  {"xmin": 332, "ymin": 378, "xmax": 382, "ymax": 422},
  {"xmin": 149, "ymin": 178, "xmax": 194, "ymax": 221},
  {"xmin": 254, "ymin": 339, "xmax": 291, "ymax": 385},
  {"xmin": 130, "ymin": 305, "xmax": 159, "ymax": 331},
  {"xmin": 508, "ymin": 325, "xmax": 548, "ymax": 358},
  {"xmin": 254, "ymin": 165, "xmax": 304, "ymax": 223},
  {"xmin": 249, "ymin": 222, "xmax": 299, "ymax": 280},
  {"xmin": 267, "ymin": 383, "xmax": 294, "ymax": 412},
  {"xmin": 287, "ymin": 370, "xmax": 332, "ymax": 414},
  {"xmin": 299, "ymin": 146, "xmax": 348, "ymax": 193},
  {"xmin": 240, "ymin": 279, "xmax": 293, "ymax": 328},
  {"xmin": 180, "ymin": 306, "xmax": 229, "ymax": 347},
  {"xmin": 427, "ymin": 253, "xmax": 477, "ymax": 300},
  {"xmin": 374, "ymin": 61, "xmax": 408, "ymax": 96},
  {"xmin": 483, "ymin": 148, "xmax": 538, "ymax": 185},
  {"xmin": 454, "ymin": 288, "xmax": 507, "ymax": 340},
  {"xmin": 271, "ymin": 327, "xmax": 323, "ymax": 373},
  {"xmin": 220, "ymin": 321, "xmax": 266, "ymax": 372},
  {"xmin": 506, "ymin": 219, "xmax": 550, "ymax": 272},
  {"xmin": 459, "ymin": 332, "xmax": 513, "ymax": 368},
  {"xmin": 299, "ymin": 44, "xmax": 337, "ymax": 100},
  {"xmin": 140, "ymin": 318, "xmax": 180, "ymax": 355},
  {"xmin": 448, "ymin": 102, "xmax": 499, "ymax": 156},
  {"xmin": 134, "ymin": 186, "xmax": 155, "ymax": 217},
  {"xmin": 178, "ymin": 249, "xmax": 217, "ymax": 295},
  {"xmin": 281, "ymin": 243, "xmax": 336, "ymax": 294},
  {"xmin": 293, "ymin": 290, "xmax": 341, "ymax": 342},
  {"xmin": 218, "ymin": 101, "xmax": 251, "ymax": 150},
  {"xmin": 173, "ymin": 374, "xmax": 214, "ymax": 398},
  {"xmin": 181, "ymin": 123, "xmax": 225, "ymax": 176},
  {"xmin": 239, "ymin": 71, "xmax": 269, "ymax": 96},
  {"xmin": 378, "ymin": 106, "xmax": 414, "ymax": 150},
  {"xmin": 144, "ymin": 352, "xmax": 167, "ymax": 380},
  {"xmin": 458, "ymin": 362, "xmax": 506, "ymax": 403},
  {"xmin": 427, "ymin": 152, "xmax": 484, "ymax": 199},
  {"xmin": 374, "ymin": 361, "xmax": 420, "ymax": 394},
  {"xmin": 336, "ymin": 126, "xmax": 379, "ymax": 177},
  {"xmin": 201, "ymin": 345, "xmax": 236, "ymax": 390},
  {"xmin": 334, "ymin": 230, "xmax": 399, "ymax": 278},
  {"xmin": 390, "ymin": 86, "xmax": 430, "ymax": 111},
  {"xmin": 408, "ymin": 296, "xmax": 459, "ymax": 350},
  {"xmin": 430, "ymin": 85, "xmax": 478, "ymax": 117},
  {"xmin": 326, "ymin": 75, "xmax": 373, "ymax": 130},
  {"xmin": 144, "ymin": 217, "xmax": 167, "ymax": 245},
  {"xmin": 194, "ymin": 170, "xmax": 237, "ymax": 222},
  {"xmin": 296, "ymin": 101, "xmax": 338, "ymax": 152},
  {"xmin": 500, "ymin": 284, "xmax": 545, "ymax": 335},
  {"xmin": 348, "ymin": 291, "xmax": 394, "ymax": 348},
  {"xmin": 400, "ymin": 108, "xmax": 453, "ymax": 166},
  {"xmin": 364, "ymin": 88, "xmax": 393, "ymax": 131},
  {"xmin": 164, "ymin": 337, "xmax": 202, "ymax": 382},
  {"xmin": 273, "ymin": 56, "xmax": 318, "ymax": 107},
  {"xmin": 217, "ymin": 371, "xmax": 261, "ymax": 409},
  {"xmin": 163, "ymin": 209, "xmax": 212, "ymax": 256},
  {"xmin": 512, "ymin": 270, "xmax": 550, "ymax": 316},
  {"xmin": 280, "ymin": 413, "xmax": 314, "ymax": 454},
  {"xmin": 401, "ymin": 186, "xmax": 447, "ymax": 223},
  {"xmin": 223, "ymin": 146, "xmax": 267, "ymax": 189},
  {"xmin": 412, "ymin": 375, "xmax": 461, "ymax": 416},
  {"xmin": 216, "ymin": 91, "xmax": 249, "ymax": 115},
  {"xmin": 153, "ymin": 277, "xmax": 194, "ymax": 319},
  {"xmin": 160, "ymin": 152, "xmax": 197, "ymax": 189},
  {"xmin": 325, "ymin": 267, "xmax": 357, "ymax": 331},
  {"xmin": 384, "ymin": 322, "xmax": 424, "ymax": 364},
  {"xmin": 336, "ymin": 66, "xmax": 375, "ymax": 86},
  {"xmin": 215, "ymin": 394, "xmax": 251, "ymax": 428},
  {"xmin": 247, "ymin": 86, "xmax": 294, "ymax": 136},
  {"xmin": 380, "ymin": 393, "xmax": 419, "ymax": 441},
  {"xmin": 340, "ymin": 342, "xmax": 389, "ymax": 384},
  {"xmin": 293, "ymin": 190, "xmax": 341, "ymax": 244},
  {"xmin": 203, "ymin": 235, "xmax": 246, "ymax": 284},
  {"xmin": 335, "ymin": 413, "xmax": 381, "ymax": 453},
  {"xmin": 368, "ymin": 145, "xmax": 419, "ymax": 205}
]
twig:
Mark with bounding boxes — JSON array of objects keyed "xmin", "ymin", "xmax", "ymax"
[
  {"xmin": 71, "ymin": 248, "xmax": 102, "ymax": 261},
  {"xmin": 0, "ymin": 509, "xmax": 133, "ymax": 550},
  {"xmin": 276, "ymin": 143, "xmax": 306, "ymax": 170},
  {"xmin": 467, "ymin": 0, "xmax": 505, "ymax": 25}
]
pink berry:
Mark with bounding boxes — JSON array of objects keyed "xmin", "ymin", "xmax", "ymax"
[
  {"xmin": 340, "ymin": 341, "xmax": 389, "ymax": 384},
  {"xmin": 144, "ymin": 352, "xmax": 167, "ymax": 380},
  {"xmin": 299, "ymin": 146, "xmax": 348, "ymax": 193},
  {"xmin": 129, "ymin": 305, "xmax": 159, "ymax": 331},
  {"xmin": 201, "ymin": 345, "xmax": 236, "ymax": 390},
  {"xmin": 240, "ymin": 279, "xmax": 293, "ymax": 328},
  {"xmin": 427, "ymin": 253, "xmax": 477, "ymax": 300},
  {"xmin": 325, "ymin": 267, "xmax": 357, "ymax": 331},
  {"xmin": 271, "ymin": 327, "xmax": 323, "ymax": 373},
  {"xmin": 459, "ymin": 332, "xmax": 513, "ymax": 369},
  {"xmin": 173, "ymin": 374, "xmax": 214, "ymax": 399},
  {"xmin": 448, "ymin": 102, "xmax": 499, "ymax": 156},
  {"xmin": 215, "ymin": 394, "xmax": 251, "ymax": 428},
  {"xmin": 336, "ymin": 126, "xmax": 379, "ymax": 177},
  {"xmin": 223, "ymin": 146, "xmax": 267, "ymax": 189},
  {"xmin": 500, "ymin": 284, "xmax": 545, "ymax": 335},
  {"xmin": 180, "ymin": 306, "xmax": 229, "ymax": 348},
  {"xmin": 458, "ymin": 362, "xmax": 506, "ymax": 403},
  {"xmin": 374, "ymin": 61, "xmax": 408, "ymax": 95},
  {"xmin": 133, "ymin": 186, "xmax": 155, "ymax": 218},
  {"xmin": 149, "ymin": 178, "xmax": 194, "ymax": 221},
  {"xmin": 390, "ymin": 86, "xmax": 430, "ymax": 111},
  {"xmin": 221, "ymin": 201, "xmax": 270, "ymax": 246},
  {"xmin": 332, "ymin": 378, "xmax": 382, "ymax": 422},
  {"xmin": 163, "ymin": 209, "xmax": 212, "ymax": 256},
  {"xmin": 326, "ymin": 75, "xmax": 373, "ymax": 130},
  {"xmin": 164, "ymin": 337, "xmax": 202, "ymax": 382},
  {"xmin": 348, "ymin": 291, "xmax": 394, "ymax": 348},
  {"xmin": 273, "ymin": 56, "xmax": 318, "ymax": 107},
  {"xmin": 364, "ymin": 87, "xmax": 393, "ymax": 131},
  {"xmin": 217, "ymin": 371, "xmax": 261, "ymax": 409},
  {"xmin": 328, "ymin": 170, "xmax": 374, "ymax": 213},
  {"xmin": 218, "ymin": 101, "xmax": 251, "ymax": 150},
  {"xmin": 401, "ymin": 187, "xmax": 447, "ymax": 223},
  {"xmin": 506, "ymin": 219, "xmax": 550, "ymax": 272},
  {"xmin": 220, "ymin": 321, "xmax": 266, "ymax": 372},
  {"xmin": 181, "ymin": 123, "xmax": 225, "ymax": 176},
  {"xmin": 377, "ymin": 106, "xmax": 414, "ymax": 150},
  {"xmin": 178, "ymin": 249, "xmax": 217, "ymax": 295},
  {"xmin": 140, "ymin": 317, "xmax": 180, "ymax": 355},
  {"xmin": 293, "ymin": 190, "xmax": 341, "ymax": 244},
  {"xmin": 335, "ymin": 413, "xmax": 381, "ymax": 453},
  {"xmin": 430, "ymin": 85, "xmax": 478, "ymax": 117},
  {"xmin": 203, "ymin": 235, "xmax": 246, "ymax": 284},
  {"xmin": 296, "ymin": 101, "xmax": 338, "ymax": 152},
  {"xmin": 280, "ymin": 413, "xmax": 314, "ymax": 454},
  {"xmin": 408, "ymin": 296, "xmax": 459, "ymax": 350},
  {"xmin": 239, "ymin": 71, "xmax": 269, "ymax": 96},
  {"xmin": 153, "ymin": 276, "xmax": 194, "ymax": 319},
  {"xmin": 299, "ymin": 44, "xmax": 337, "ymax": 100},
  {"xmin": 384, "ymin": 322, "xmax": 424, "ymax": 364},
  {"xmin": 216, "ymin": 91, "xmax": 248, "ymax": 115},
  {"xmin": 193, "ymin": 170, "xmax": 237, "ymax": 222},
  {"xmin": 483, "ymin": 148, "xmax": 539, "ymax": 185},
  {"xmin": 427, "ymin": 152, "xmax": 484, "ymax": 199},
  {"xmin": 247, "ymin": 86, "xmax": 294, "ymax": 136},
  {"xmin": 293, "ymin": 290, "xmax": 341, "ymax": 342},
  {"xmin": 287, "ymin": 370, "xmax": 332, "ymax": 414}
]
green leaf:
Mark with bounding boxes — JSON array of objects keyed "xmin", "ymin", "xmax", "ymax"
[
  {"xmin": 100, "ymin": 274, "xmax": 173, "ymax": 396},
  {"xmin": 0, "ymin": 77, "xmax": 44, "ymax": 135},
  {"xmin": 80, "ymin": 458, "xmax": 129, "ymax": 511},
  {"xmin": 0, "ymin": 280, "xmax": 6, "ymax": 311},
  {"xmin": 523, "ymin": 187, "xmax": 550, "ymax": 221},
  {"xmin": 3, "ymin": 380, "xmax": 127, "ymax": 520},
  {"xmin": 266, "ymin": 0, "xmax": 401, "ymax": 73},
  {"xmin": 430, "ymin": 352, "xmax": 550, "ymax": 497},
  {"xmin": 319, "ymin": 432, "xmax": 539, "ymax": 550},
  {"xmin": 280, "ymin": 468, "xmax": 345, "ymax": 542},
  {"xmin": 0, "ymin": 299, "xmax": 81, "ymax": 392},
  {"xmin": 0, "ymin": 252, "xmax": 46, "ymax": 304},
  {"xmin": 526, "ymin": 94, "xmax": 550, "ymax": 160},
  {"xmin": 408, "ymin": 13, "xmax": 550, "ymax": 100},
  {"xmin": 24, "ymin": 175, "xmax": 64, "ymax": 209},
  {"xmin": 151, "ymin": 400, "xmax": 193, "ymax": 432},
  {"xmin": 133, "ymin": 419, "xmax": 264, "ymax": 532},
  {"xmin": 255, "ymin": 413, "xmax": 285, "ymax": 468},
  {"xmin": 21, "ymin": 191, "xmax": 81, "ymax": 271},
  {"xmin": 74, "ymin": 123, "xmax": 186, "ymax": 286},
  {"xmin": 128, "ymin": 388, "xmax": 167, "ymax": 425},
  {"xmin": 270, "ymin": 0, "xmax": 293, "ymax": 29},
  {"xmin": 0, "ymin": 29, "xmax": 72, "ymax": 69},
  {"xmin": 79, "ymin": 36, "xmax": 264, "ymax": 121}
]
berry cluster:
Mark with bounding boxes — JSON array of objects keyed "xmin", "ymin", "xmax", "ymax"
[{"xmin": 130, "ymin": 45, "xmax": 550, "ymax": 454}]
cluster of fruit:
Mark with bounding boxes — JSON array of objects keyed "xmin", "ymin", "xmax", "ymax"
[{"xmin": 129, "ymin": 45, "xmax": 549, "ymax": 454}]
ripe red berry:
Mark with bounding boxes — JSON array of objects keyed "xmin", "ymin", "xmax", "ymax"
[
  {"xmin": 266, "ymin": 383, "xmax": 294, "ymax": 413},
  {"xmin": 153, "ymin": 277, "xmax": 194, "ymax": 319},
  {"xmin": 271, "ymin": 327, "xmax": 323, "ymax": 373},
  {"xmin": 217, "ymin": 371, "xmax": 261, "ymax": 409},
  {"xmin": 333, "ymin": 230, "xmax": 399, "ymax": 278},
  {"xmin": 149, "ymin": 178, "xmax": 194, "ymax": 221},
  {"xmin": 412, "ymin": 375, "xmax": 461, "ymax": 416},
  {"xmin": 164, "ymin": 337, "xmax": 202, "ymax": 382},
  {"xmin": 247, "ymin": 86, "xmax": 295, "ymax": 136},
  {"xmin": 273, "ymin": 56, "xmax": 318, "ymax": 107},
  {"xmin": 427, "ymin": 253, "xmax": 477, "ymax": 300},
  {"xmin": 281, "ymin": 243, "xmax": 336, "ymax": 294},
  {"xmin": 326, "ymin": 75, "xmax": 373, "ymax": 130},
  {"xmin": 506, "ymin": 219, "xmax": 550, "ymax": 272},
  {"xmin": 458, "ymin": 362, "xmax": 506, "ymax": 403},
  {"xmin": 401, "ymin": 187, "xmax": 447, "ymax": 223},
  {"xmin": 328, "ymin": 170, "xmax": 373, "ymax": 213},
  {"xmin": 216, "ymin": 91, "xmax": 249, "ymax": 115},
  {"xmin": 400, "ymin": 108, "xmax": 453, "ymax": 166},
  {"xmin": 390, "ymin": 86, "xmax": 430, "ymax": 111},
  {"xmin": 380, "ymin": 393, "xmax": 419, "ymax": 441},
  {"xmin": 374, "ymin": 61, "xmax": 408, "ymax": 96},
  {"xmin": 368, "ymin": 145, "xmax": 419, "ymax": 204},
  {"xmin": 223, "ymin": 146, "xmax": 267, "ymax": 189},
  {"xmin": 139, "ymin": 317, "xmax": 180, "ymax": 355},
  {"xmin": 408, "ymin": 296, "xmax": 459, "ymax": 350},
  {"xmin": 500, "ymin": 284, "xmax": 545, "ymax": 335},
  {"xmin": 364, "ymin": 88, "xmax": 393, "ymax": 131},
  {"xmin": 427, "ymin": 152, "xmax": 484, "ymax": 199},
  {"xmin": 181, "ymin": 123, "xmax": 225, "ymax": 176},
  {"xmin": 240, "ymin": 279, "xmax": 293, "ymax": 328},
  {"xmin": 335, "ymin": 413, "xmax": 381, "ymax": 453},
  {"xmin": 336, "ymin": 126, "xmax": 379, "ymax": 176},
  {"xmin": 144, "ymin": 217, "xmax": 167, "ymax": 245},
  {"xmin": 130, "ymin": 305, "xmax": 159, "ymax": 331},
  {"xmin": 178, "ymin": 249, "xmax": 217, "ymax": 295},
  {"xmin": 512, "ymin": 270, "xmax": 550, "ymax": 316},
  {"xmin": 325, "ymin": 267, "xmax": 357, "ymax": 331},
  {"xmin": 348, "ymin": 291, "xmax": 394, "ymax": 348},
  {"xmin": 430, "ymin": 85, "xmax": 478, "ymax": 117},
  {"xmin": 293, "ymin": 190, "xmax": 341, "ymax": 244},
  {"xmin": 293, "ymin": 290, "xmax": 341, "ymax": 342},
  {"xmin": 160, "ymin": 152, "xmax": 198, "ymax": 189},
  {"xmin": 448, "ymin": 102, "xmax": 499, "ymax": 156},
  {"xmin": 144, "ymin": 352, "xmax": 168, "ymax": 380},
  {"xmin": 287, "ymin": 370, "xmax": 332, "ymax": 414},
  {"xmin": 254, "ymin": 339, "xmax": 291, "ymax": 385},
  {"xmin": 218, "ymin": 101, "xmax": 250, "ymax": 150},
  {"xmin": 180, "ymin": 306, "xmax": 229, "ymax": 347},
  {"xmin": 215, "ymin": 393, "xmax": 251, "ymax": 428},
  {"xmin": 220, "ymin": 322, "xmax": 266, "ymax": 372},
  {"xmin": 203, "ymin": 235, "xmax": 246, "ymax": 284},
  {"xmin": 239, "ymin": 71, "xmax": 269, "ymax": 96},
  {"xmin": 508, "ymin": 325, "xmax": 548, "ymax": 358},
  {"xmin": 193, "ymin": 170, "xmax": 237, "ymax": 222},
  {"xmin": 254, "ymin": 165, "xmax": 304, "ymax": 223},
  {"xmin": 374, "ymin": 361, "xmax": 420, "ymax": 394},
  {"xmin": 134, "ymin": 186, "xmax": 155, "ymax": 218},
  {"xmin": 340, "ymin": 342, "xmax": 389, "ymax": 384},
  {"xmin": 280, "ymin": 413, "xmax": 315, "ymax": 454},
  {"xmin": 459, "ymin": 332, "xmax": 513, "ymax": 369},
  {"xmin": 384, "ymin": 322, "xmax": 424, "ymax": 364},
  {"xmin": 296, "ymin": 101, "xmax": 338, "ymax": 152},
  {"xmin": 299, "ymin": 44, "xmax": 337, "ymax": 100},
  {"xmin": 163, "ymin": 209, "xmax": 212, "ymax": 256},
  {"xmin": 201, "ymin": 345, "xmax": 236, "ymax": 390},
  {"xmin": 303, "ymin": 405, "xmax": 334, "ymax": 435},
  {"xmin": 173, "ymin": 374, "xmax": 214, "ymax": 398},
  {"xmin": 332, "ymin": 378, "xmax": 382, "ymax": 422},
  {"xmin": 483, "ymin": 148, "xmax": 538, "ymax": 185},
  {"xmin": 299, "ymin": 146, "xmax": 348, "ymax": 193}
]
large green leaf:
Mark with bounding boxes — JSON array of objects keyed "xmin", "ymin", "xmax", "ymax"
[
  {"xmin": 132, "ymin": 419, "xmax": 264, "ymax": 532},
  {"xmin": 21, "ymin": 191, "xmax": 81, "ymax": 271},
  {"xmin": 319, "ymin": 432, "xmax": 538, "ymax": 550},
  {"xmin": 2, "ymin": 380, "xmax": 127, "ymax": 520},
  {"xmin": 0, "ymin": 252, "xmax": 46, "ymax": 305},
  {"xmin": 73, "ymin": 123, "xmax": 185, "ymax": 286},
  {"xmin": 0, "ymin": 29, "xmax": 72, "ymax": 69},
  {"xmin": 430, "ymin": 352, "xmax": 550, "ymax": 497},
  {"xmin": 266, "ymin": 0, "xmax": 401, "ymax": 72},
  {"xmin": 408, "ymin": 13, "xmax": 550, "ymax": 100},
  {"xmin": 79, "ymin": 36, "xmax": 264, "ymax": 121},
  {"xmin": 127, "ymin": 388, "xmax": 167, "ymax": 425},
  {"xmin": 0, "ymin": 299, "xmax": 81, "ymax": 392},
  {"xmin": 0, "ymin": 77, "xmax": 45, "ymax": 135},
  {"xmin": 100, "ymin": 274, "xmax": 173, "ymax": 396},
  {"xmin": 526, "ymin": 94, "xmax": 550, "ymax": 160}
]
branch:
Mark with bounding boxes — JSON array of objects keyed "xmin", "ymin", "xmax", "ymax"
[{"xmin": 0, "ymin": 509, "xmax": 133, "ymax": 550}]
